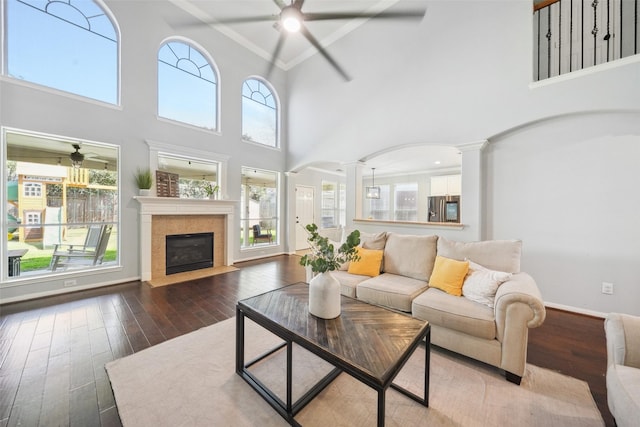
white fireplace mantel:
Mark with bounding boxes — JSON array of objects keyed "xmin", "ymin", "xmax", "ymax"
[{"xmin": 134, "ymin": 197, "xmax": 237, "ymax": 281}]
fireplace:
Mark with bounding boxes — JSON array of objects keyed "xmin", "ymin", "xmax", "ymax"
[{"xmin": 165, "ymin": 232, "xmax": 214, "ymax": 275}]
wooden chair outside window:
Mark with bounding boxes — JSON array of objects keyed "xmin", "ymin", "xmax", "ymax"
[
  {"xmin": 49, "ymin": 224, "xmax": 113, "ymax": 271},
  {"xmin": 252, "ymin": 224, "xmax": 273, "ymax": 245}
]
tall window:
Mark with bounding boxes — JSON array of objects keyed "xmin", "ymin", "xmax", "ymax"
[
  {"xmin": 5, "ymin": 0, "xmax": 119, "ymax": 104},
  {"xmin": 241, "ymin": 167, "xmax": 278, "ymax": 248},
  {"xmin": 242, "ymin": 78, "xmax": 278, "ymax": 147},
  {"xmin": 3, "ymin": 129, "xmax": 119, "ymax": 280},
  {"xmin": 394, "ymin": 183, "xmax": 418, "ymax": 221},
  {"xmin": 158, "ymin": 40, "xmax": 218, "ymax": 130},
  {"xmin": 321, "ymin": 181, "xmax": 346, "ymax": 228},
  {"xmin": 365, "ymin": 185, "xmax": 391, "ymax": 220}
]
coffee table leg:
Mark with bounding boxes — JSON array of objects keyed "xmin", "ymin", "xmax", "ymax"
[
  {"xmin": 377, "ymin": 390, "xmax": 385, "ymax": 427},
  {"xmin": 235, "ymin": 308, "xmax": 245, "ymax": 374},
  {"xmin": 287, "ymin": 340, "xmax": 293, "ymax": 412}
]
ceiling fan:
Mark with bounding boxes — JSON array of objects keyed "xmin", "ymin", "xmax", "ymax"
[{"xmin": 192, "ymin": 0, "xmax": 426, "ymax": 81}]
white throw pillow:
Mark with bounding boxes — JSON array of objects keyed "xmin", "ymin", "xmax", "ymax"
[{"xmin": 462, "ymin": 260, "xmax": 512, "ymax": 308}]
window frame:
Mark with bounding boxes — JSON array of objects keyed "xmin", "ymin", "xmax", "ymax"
[
  {"xmin": 241, "ymin": 77, "xmax": 280, "ymax": 149},
  {"xmin": 2, "ymin": 127, "xmax": 121, "ymax": 282},
  {"xmin": 3, "ymin": 0, "xmax": 121, "ymax": 106},
  {"xmin": 240, "ymin": 166, "xmax": 279, "ymax": 249},
  {"xmin": 157, "ymin": 37, "xmax": 220, "ymax": 132}
]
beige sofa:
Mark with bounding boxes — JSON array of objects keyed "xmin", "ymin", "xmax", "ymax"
[
  {"xmin": 605, "ymin": 312, "xmax": 640, "ymax": 427},
  {"xmin": 326, "ymin": 230, "xmax": 546, "ymax": 385}
]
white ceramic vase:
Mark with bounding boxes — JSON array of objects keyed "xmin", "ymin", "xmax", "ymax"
[
  {"xmin": 139, "ymin": 189, "xmax": 151, "ymax": 197},
  {"xmin": 308, "ymin": 271, "xmax": 341, "ymax": 319}
]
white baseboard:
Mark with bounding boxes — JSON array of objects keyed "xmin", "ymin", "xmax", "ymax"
[{"xmin": 544, "ymin": 301, "xmax": 607, "ymax": 318}]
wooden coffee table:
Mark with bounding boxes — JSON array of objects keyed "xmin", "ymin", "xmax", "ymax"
[{"xmin": 236, "ymin": 282, "xmax": 430, "ymax": 427}]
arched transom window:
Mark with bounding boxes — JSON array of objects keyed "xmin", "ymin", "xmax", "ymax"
[
  {"xmin": 242, "ymin": 78, "xmax": 278, "ymax": 148},
  {"xmin": 5, "ymin": 0, "xmax": 119, "ymax": 104},
  {"xmin": 158, "ymin": 40, "xmax": 218, "ymax": 130}
]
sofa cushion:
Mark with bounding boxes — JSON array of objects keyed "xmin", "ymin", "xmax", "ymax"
[
  {"xmin": 360, "ymin": 231, "xmax": 388, "ymax": 250},
  {"xmin": 462, "ymin": 261, "xmax": 512, "ymax": 308},
  {"xmin": 356, "ymin": 273, "xmax": 428, "ymax": 312},
  {"xmin": 412, "ymin": 288, "xmax": 496, "ymax": 340},
  {"xmin": 338, "ymin": 230, "xmax": 387, "ymax": 270},
  {"xmin": 437, "ymin": 237, "xmax": 522, "ymax": 274},
  {"xmin": 428, "ymin": 256, "xmax": 469, "ymax": 297},
  {"xmin": 383, "ymin": 233, "xmax": 438, "ymax": 281},
  {"xmin": 330, "ymin": 270, "xmax": 370, "ymax": 299},
  {"xmin": 347, "ymin": 248, "xmax": 383, "ymax": 277}
]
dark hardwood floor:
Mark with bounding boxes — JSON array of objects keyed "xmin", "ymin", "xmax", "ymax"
[{"xmin": 0, "ymin": 255, "xmax": 613, "ymax": 426}]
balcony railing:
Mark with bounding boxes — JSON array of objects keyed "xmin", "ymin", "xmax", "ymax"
[{"xmin": 533, "ymin": 0, "xmax": 639, "ymax": 80}]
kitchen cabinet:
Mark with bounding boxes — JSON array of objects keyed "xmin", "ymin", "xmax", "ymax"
[{"xmin": 430, "ymin": 174, "xmax": 461, "ymax": 196}]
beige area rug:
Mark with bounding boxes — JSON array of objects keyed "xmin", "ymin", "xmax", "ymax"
[
  {"xmin": 146, "ymin": 265, "xmax": 239, "ymax": 287},
  {"xmin": 105, "ymin": 318, "xmax": 604, "ymax": 427}
]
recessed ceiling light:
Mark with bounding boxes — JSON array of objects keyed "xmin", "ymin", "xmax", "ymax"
[{"xmin": 434, "ymin": 160, "xmax": 441, "ymax": 165}]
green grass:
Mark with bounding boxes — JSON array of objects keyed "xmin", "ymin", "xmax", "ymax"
[{"xmin": 19, "ymin": 250, "xmax": 118, "ymax": 272}]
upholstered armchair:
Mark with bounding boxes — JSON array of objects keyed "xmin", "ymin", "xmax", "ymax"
[{"xmin": 605, "ymin": 312, "xmax": 640, "ymax": 427}]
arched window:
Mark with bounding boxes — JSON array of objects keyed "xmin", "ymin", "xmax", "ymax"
[
  {"xmin": 242, "ymin": 78, "xmax": 278, "ymax": 148},
  {"xmin": 5, "ymin": 0, "xmax": 119, "ymax": 104},
  {"xmin": 158, "ymin": 40, "xmax": 218, "ymax": 130}
]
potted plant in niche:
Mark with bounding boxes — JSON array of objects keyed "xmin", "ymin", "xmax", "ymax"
[
  {"xmin": 299, "ymin": 223, "xmax": 360, "ymax": 319},
  {"xmin": 135, "ymin": 168, "xmax": 153, "ymax": 196},
  {"xmin": 205, "ymin": 183, "xmax": 220, "ymax": 199}
]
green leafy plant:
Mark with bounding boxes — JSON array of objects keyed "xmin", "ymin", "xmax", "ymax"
[
  {"xmin": 134, "ymin": 168, "xmax": 153, "ymax": 190},
  {"xmin": 299, "ymin": 223, "xmax": 360, "ymax": 273},
  {"xmin": 205, "ymin": 183, "xmax": 219, "ymax": 196}
]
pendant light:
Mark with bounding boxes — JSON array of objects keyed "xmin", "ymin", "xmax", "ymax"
[{"xmin": 366, "ymin": 168, "xmax": 381, "ymax": 199}]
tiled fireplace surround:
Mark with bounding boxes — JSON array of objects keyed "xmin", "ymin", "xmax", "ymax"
[{"xmin": 135, "ymin": 197, "xmax": 236, "ymax": 283}]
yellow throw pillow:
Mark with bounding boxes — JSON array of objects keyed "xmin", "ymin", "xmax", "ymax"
[
  {"xmin": 348, "ymin": 247, "xmax": 384, "ymax": 277},
  {"xmin": 429, "ymin": 256, "xmax": 469, "ymax": 296}
]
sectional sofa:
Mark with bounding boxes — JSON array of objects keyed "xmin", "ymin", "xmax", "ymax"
[{"xmin": 320, "ymin": 230, "xmax": 546, "ymax": 384}]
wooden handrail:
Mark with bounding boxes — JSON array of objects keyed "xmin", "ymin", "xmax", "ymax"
[{"xmin": 534, "ymin": 0, "xmax": 561, "ymax": 12}]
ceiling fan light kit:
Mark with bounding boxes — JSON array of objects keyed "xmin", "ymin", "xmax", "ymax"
[
  {"xmin": 69, "ymin": 144, "xmax": 85, "ymax": 169},
  {"xmin": 281, "ymin": 7, "xmax": 301, "ymax": 32}
]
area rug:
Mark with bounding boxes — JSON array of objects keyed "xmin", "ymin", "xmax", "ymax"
[{"xmin": 105, "ymin": 318, "xmax": 604, "ymax": 427}]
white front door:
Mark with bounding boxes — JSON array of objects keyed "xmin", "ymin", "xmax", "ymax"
[{"xmin": 295, "ymin": 185, "xmax": 314, "ymax": 251}]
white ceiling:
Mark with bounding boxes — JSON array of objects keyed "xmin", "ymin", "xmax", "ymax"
[{"xmin": 170, "ymin": 0, "xmax": 407, "ymax": 70}]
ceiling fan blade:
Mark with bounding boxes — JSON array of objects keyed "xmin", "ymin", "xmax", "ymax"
[
  {"xmin": 292, "ymin": 0, "xmax": 305, "ymax": 10},
  {"xmin": 266, "ymin": 32, "xmax": 287, "ymax": 78},
  {"xmin": 209, "ymin": 15, "xmax": 279, "ymax": 25},
  {"xmin": 304, "ymin": 10, "xmax": 426, "ymax": 22},
  {"xmin": 272, "ymin": 0, "xmax": 287, "ymax": 10},
  {"xmin": 299, "ymin": 25, "xmax": 351, "ymax": 82}
]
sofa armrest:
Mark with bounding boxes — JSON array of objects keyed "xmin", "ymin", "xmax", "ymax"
[
  {"xmin": 606, "ymin": 313, "xmax": 640, "ymax": 369},
  {"xmin": 494, "ymin": 272, "xmax": 546, "ymax": 333},
  {"xmin": 493, "ymin": 272, "xmax": 546, "ymax": 377}
]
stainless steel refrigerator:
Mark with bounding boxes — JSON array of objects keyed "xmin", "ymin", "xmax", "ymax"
[{"xmin": 428, "ymin": 195, "xmax": 461, "ymax": 223}]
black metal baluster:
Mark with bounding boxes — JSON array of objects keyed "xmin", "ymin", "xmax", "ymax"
[
  {"xmin": 537, "ymin": 10, "xmax": 542, "ymax": 80},
  {"xmin": 633, "ymin": 0, "xmax": 638, "ymax": 54},
  {"xmin": 604, "ymin": 0, "xmax": 611, "ymax": 61},
  {"xmin": 592, "ymin": 0, "xmax": 599, "ymax": 66},
  {"xmin": 548, "ymin": 7, "xmax": 553, "ymax": 77},
  {"xmin": 570, "ymin": 0, "xmax": 574, "ymax": 71},
  {"xmin": 582, "ymin": 0, "xmax": 585, "ymax": 68}
]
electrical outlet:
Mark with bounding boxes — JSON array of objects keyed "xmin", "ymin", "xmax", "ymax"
[
  {"xmin": 601, "ymin": 282, "xmax": 614, "ymax": 295},
  {"xmin": 64, "ymin": 279, "xmax": 77, "ymax": 287}
]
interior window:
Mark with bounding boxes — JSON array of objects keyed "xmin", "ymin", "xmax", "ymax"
[
  {"xmin": 157, "ymin": 154, "xmax": 219, "ymax": 199},
  {"xmin": 158, "ymin": 40, "xmax": 218, "ymax": 130},
  {"xmin": 3, "ymin": 129, "xmax": 119, "ymax": 280},
  {"xmin": 240, "ymin": 167, "xmax": 278, "ymax": 248},
  {"xmin": 5, "ymin": 0, "xmax": 119, "ymax": 104},
  {"xmin": 242, "ymin": 78, "xmax": 278, "ymax": 147}
]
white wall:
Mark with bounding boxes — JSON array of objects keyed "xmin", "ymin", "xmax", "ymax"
[
  {"xmin": 486, "ymin": 112, "xmax": 640, "ymax": 315},
  {"xmin": 286, "ymin": 1, "xmax": 640, "ymax": 315},
  {"xmin": 0, "ymin": 0, "xmax": 288, "ymax": 301}
]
